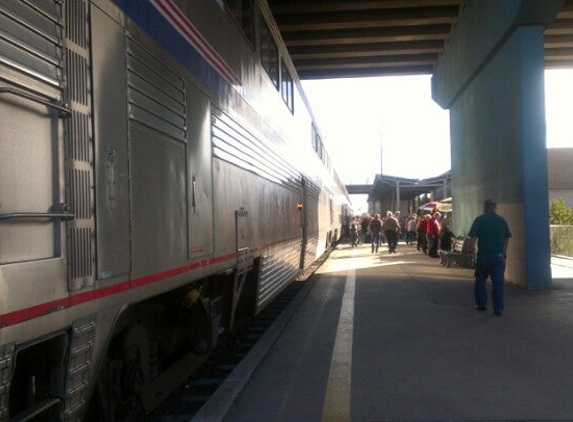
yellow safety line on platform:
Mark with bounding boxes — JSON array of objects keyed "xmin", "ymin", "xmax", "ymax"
[{"xmin": 321, "ymin": 268, "xmax": 355, "ymax": 422}]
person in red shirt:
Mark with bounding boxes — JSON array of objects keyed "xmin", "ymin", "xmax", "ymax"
[
  {"xmin": 417, "ymin": 214, "xmax": 430, "ymax": 253},
  {"xmin": 426, "ymin": 211, "xmax": 441, "ymax": 257}
]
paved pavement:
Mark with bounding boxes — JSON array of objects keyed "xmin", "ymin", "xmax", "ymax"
[{"xmin": 194, "ymin": 244, "xmax": 573, "ymax": 422}]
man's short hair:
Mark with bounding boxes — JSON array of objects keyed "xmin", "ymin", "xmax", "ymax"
[{"xmin": 484, "ymin": 199, "xmax": 497, "ymax": 211}]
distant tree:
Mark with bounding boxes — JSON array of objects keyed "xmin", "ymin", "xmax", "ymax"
[{"xmin": 549, "ymin": 197, "xmax": 573, "ymax": 225}]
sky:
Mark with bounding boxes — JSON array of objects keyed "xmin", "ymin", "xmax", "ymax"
[{"xmin": 301, "ymin": 69, "xmax": 573, "ymax": 190}]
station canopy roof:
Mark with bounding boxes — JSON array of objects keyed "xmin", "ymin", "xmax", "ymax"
[
  {"xmin": 370, "ymin": 171, "xmax": 451, "ymax": 202},
  {"xmin": 267, "ymin": 0, "xmax": 573, "ymax": 79}
]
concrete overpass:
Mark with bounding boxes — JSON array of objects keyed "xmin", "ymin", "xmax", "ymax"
[{"xmin": 268, "ymin": 0, "xmax": 573, "ymax": 79}]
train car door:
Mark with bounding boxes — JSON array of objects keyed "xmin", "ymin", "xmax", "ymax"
[
  {"xmin": 92, "ymin": 3, "xmax": 130, "ymax": 281},
  {"xmin": 186, "ymin": 83, "xmax": 214, "ymax": 258},
  {"xmin": 299, "ymin": 177, "xmax": 308, "ymax": 269}
]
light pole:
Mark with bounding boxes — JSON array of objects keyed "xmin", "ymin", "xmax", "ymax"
[{"xmin": 379, "ymin": 133, "xmax": 383, "ymax": 176}]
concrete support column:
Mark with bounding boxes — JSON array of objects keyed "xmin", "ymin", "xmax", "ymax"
[{"xmin": 432, "ymin": 0, "xmax": 564, "ymax": 289}]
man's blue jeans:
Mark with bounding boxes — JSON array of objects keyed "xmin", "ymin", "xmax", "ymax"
[
  {"xmin": 371, "ymin": 232, "xmax": 380, "ymax": 253},
  {"xmin": 474, "ymin": 253, "xmax": 506, "ymax": 313}
]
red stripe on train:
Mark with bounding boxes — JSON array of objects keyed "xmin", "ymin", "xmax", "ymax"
[
  {"xmin": 151, "ymin": 0, "xmax": 241, "ymax": 86},
  {"xmin": 0, "ymin": 253, "xmax": 236, "ymax": 328}
]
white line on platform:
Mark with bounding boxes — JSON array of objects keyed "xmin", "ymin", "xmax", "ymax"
[{"xmin": 321, "ymin": 268, "xmax": 355, "ymax": 422}]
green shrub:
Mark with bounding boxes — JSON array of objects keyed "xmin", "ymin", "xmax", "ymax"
[
  {"xmin": 549, "ymin": 198, "xmax": 573, "ymax": 225},
  {"xmin": 549, "ymin": 199, "xmax": 573, "ymax": 257},
  {"xmin": 550, "ymin": 226, "xmax": 573, "ymax": 256}
]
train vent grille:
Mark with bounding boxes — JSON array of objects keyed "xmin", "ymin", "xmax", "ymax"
[
  {"xmin": 67, "ymin": 110, "xmax": 90, "ymax": 162},
  {"xmin": 64, "ymin": 0, "xmax": 87, "ymax": 48},
  {"xmin": 257, "ymin": 241, "xmax": 300, "ymax": 312},
  {"xmin": 67, "ymin": 168, "xmax": 91, "ymax": 220},
  {"xmin": 0, "ymin": 343, "xmax": 15, "ymax": 420},
  {"xmin": 126, "ymin": 36, "xmax": 186, "ymax": 142},
  {"xmin": 65, "ymin": 49, "xmax": 89, "ymax": 106},
  {"xmin": 64, "ymin": 317, "xmax": 95, "ymax": 419},
  {"xmin": 306, "ymin": 179, "xmax": 321, "ymax": 200},
  {"xmin": 64, "ymin": 0, "xmax": 94, "ymax": 290},
  {"xmin": 0, "ymin": 0, "xmax": 63, "ymax": 88},
  {"xmin": 211, "ymin": 107, "xmax": 300, "ymax": 190},
  {"xmin": 69, "ymin": 227, "xmax": 93, "ymax": 280}
]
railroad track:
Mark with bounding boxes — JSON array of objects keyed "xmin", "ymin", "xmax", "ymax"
[{"xmin": 152, "ymin": 280, "xmax": 307, "ymax": 420}]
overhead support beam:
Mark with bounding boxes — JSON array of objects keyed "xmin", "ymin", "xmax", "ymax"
[
  {"xmin": 273, "ymin": 6, "xmax": 461, "ymax": 32},
  {"xmin": 296, "ymin": 53, "xmax": 438, "ymax": 69},
  {"xmin": 283, "ymin": 25, "xmax": 454, "ymax": 47},
  {"xmin": 545, "ymin": 34, "xmax": 573, "ymax": 47},
  {"xmin": 270, "ymin": 1, "xmax": 468, "ymax": 14},
  {"xmin": 299, "ymin": 66, "xmax": 435, "ymax": 80},
  {"xmin": 432, "ymin": 0, "xmax": 565, "ymax": 109},
  {"xmin": 289, "ymin": 40, "xmax": 444, "ymax": 60}
]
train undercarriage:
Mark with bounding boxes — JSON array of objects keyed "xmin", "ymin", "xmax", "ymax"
[{"xmin": 6, "ymin": 262, "xmax": 260, "ymax": 421}]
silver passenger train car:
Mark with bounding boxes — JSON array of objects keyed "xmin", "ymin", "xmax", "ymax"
[{"xmin": 0, "ymin": 0, "xmax": 350, "ymax": 419}]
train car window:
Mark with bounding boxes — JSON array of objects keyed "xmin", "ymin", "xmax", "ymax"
[
  {"xmin": 281, "ymin": 59, "xmax": 294, "ymax": 112},
  {"xmin": 225, "ymin": 0, "xmax": 255, "ymax": 50},
  {"xmin": 330, "ymin": 198, "xmax": 334, "ymax": 223},
  {"xmin": 311, "ymin": 124, "xmax": 319, "ymax": 153},
  {"xmin": 260, "ymin": 16, "xmax": 279, "ymax": 89}
]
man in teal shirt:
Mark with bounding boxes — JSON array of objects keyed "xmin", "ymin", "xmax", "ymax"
[{"xmin": 468, "ymin": 199, "xmax": 512, "ymax": 316}]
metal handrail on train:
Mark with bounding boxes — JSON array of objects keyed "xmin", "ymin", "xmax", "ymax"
[
  {"xmin": 0, "ymin": 212, "xmax": 75, "ymax": 221},
  {"xmin": 0, "ymin": 86, "xmax": 71, "ymax": 117},
  {"xmin": 0, "ymin": 203, "xmax": 75, "ymax": 221}
]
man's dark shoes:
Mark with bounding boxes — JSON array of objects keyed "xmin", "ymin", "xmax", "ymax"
[
  {"xmin": 493, "ymin": 311, "xmax": 502, "ymax": 316},
  {"xmin": 475, "ymin": 305, "xmax": 487, "ymax": 311}
]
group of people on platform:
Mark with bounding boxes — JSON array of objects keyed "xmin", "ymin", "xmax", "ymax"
[
  {"xmin": 347, "ymin": 200, "xmax": 511, "ymax": 317},
  {"xmin": 347, "ymin": 210, "xmax": 455, "ymax": 257}
]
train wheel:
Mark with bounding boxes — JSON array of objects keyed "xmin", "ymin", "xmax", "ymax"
[{"xmin": 86, "ymin": 325, "xmax": 151, "ymax": 421}]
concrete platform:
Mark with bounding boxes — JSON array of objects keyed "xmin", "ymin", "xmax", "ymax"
[{"xmin": 194, "ymin": 243, "xmax": 573, "ymax": 421}]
